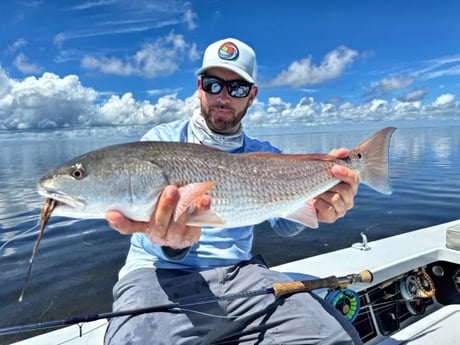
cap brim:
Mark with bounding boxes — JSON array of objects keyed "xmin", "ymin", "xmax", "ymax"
[{"xmin": 195, "ymin": 63, "xmax": 254, "ymax": 84}]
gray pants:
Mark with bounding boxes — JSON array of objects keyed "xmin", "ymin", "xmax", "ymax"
[{"xmin": 105, "ymin": 257, "xmax": 362, "ymax": 345}]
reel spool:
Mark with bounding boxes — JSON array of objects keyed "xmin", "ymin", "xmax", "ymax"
[
  {"xmin": 325, "ymin": 288, "xmax": 361, "ymax": 322},
  {"xmin": 399, "ymin": 270, "xmax": 436, "ymax": 315},
  {"xmin": 400, "ymin": 271, "xmax": 436, "ymax": 300}
]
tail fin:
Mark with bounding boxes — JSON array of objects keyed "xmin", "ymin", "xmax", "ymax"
[{"xmin": 352, "ymin": 127, "xmax": 396, "ymax": 195}]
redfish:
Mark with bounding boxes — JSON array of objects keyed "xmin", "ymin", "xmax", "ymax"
[{"xmin": 37, "ymin": 127, "xmax": 395, "ymax": 229}]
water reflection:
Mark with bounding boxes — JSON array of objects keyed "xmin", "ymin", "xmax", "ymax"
[{"xmin": 261, "ymin": 126, "xmax": 459, "ymax": 164}]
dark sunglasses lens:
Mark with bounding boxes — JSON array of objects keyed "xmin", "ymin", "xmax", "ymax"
[
  {"xmin": 202, "ymin": 77, "xmax": 223, "ymax": 94},
  {"xmin": 228, "ymin": 82, "xmax": 251, "ymax": 98}
]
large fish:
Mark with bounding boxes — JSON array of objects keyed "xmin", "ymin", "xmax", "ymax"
[
  {"xmin": 18, "ymin": 127, "xmax": 395, "ymax": 301},
  {"xmin": 38, "ymin": 127, "xmax": 395, "ymax": 229}
]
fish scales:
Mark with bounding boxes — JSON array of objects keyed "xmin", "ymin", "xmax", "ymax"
[
  {"xmin": 123, "ymin": 142, "xmax": 337, "ymax": 223},
  {"xmin": 87, "ymin": 141, "xmax": 326, "ymax": 205}
]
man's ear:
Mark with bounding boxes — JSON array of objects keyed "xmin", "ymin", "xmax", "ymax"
[
  {"xmin": 248, "ymin": 86, "xmax": 258, "ymax": 106},
  {"xmin": 197, "ymin": 78, "xmax": 203, "ymax": 100}
]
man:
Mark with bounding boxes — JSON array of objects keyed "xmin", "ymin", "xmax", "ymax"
[{"xmin": 104, "ymin": 38, "xmax": 362, "ymax": 344}]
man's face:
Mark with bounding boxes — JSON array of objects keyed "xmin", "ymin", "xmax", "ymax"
[{"xmin": 197, "ymin": 67, "xmax": 258, "ymax": 135}]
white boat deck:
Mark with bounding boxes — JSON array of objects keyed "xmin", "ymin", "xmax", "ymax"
[{"xmin": 277, "ymin": 219, "xmax": 460, "ymax": 290}]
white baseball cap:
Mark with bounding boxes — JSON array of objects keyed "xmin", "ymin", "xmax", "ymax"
[{"xmin": 195, "ymin": 38, "xmax": 256, "ymax": 83}]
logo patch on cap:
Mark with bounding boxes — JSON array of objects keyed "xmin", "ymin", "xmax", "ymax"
[{"xmin": 218, "ymin": 42, "xmax": 239, "ymax": 60}]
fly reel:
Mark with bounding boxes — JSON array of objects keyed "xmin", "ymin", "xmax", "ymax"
[
  {"xmin": 325, "ymin": 288, "xmax": 361, "ymax": 322},
  {"xmin": 399, "ymin": 270, "xmax": 436, "ymax": 315}
]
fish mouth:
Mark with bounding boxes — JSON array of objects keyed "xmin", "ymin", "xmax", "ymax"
[{"xmin": 37, "ymin": 188, "xmax": 86, "ymax": 209}]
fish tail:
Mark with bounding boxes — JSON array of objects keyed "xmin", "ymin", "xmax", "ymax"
[{"xmin": 352, "ymin": 127, "xmax": 396, "ymax": 195}]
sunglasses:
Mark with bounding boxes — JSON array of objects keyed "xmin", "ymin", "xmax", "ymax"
[{"xmin": 200, "ymin": 75, "xmax": 253, "ymax": 98}]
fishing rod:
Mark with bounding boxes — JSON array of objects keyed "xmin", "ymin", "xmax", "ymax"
[{"xmin": 0, "ymin": 270, "xmax": 372, "ymax": 336}]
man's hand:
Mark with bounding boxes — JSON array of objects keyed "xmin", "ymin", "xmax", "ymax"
[
  {"xmin": 312, "ymin": 148, "xmax": 359, "ymax": 223},
  {"xmin": 106, "ymin": 185, "xmax": 210, "ymax": 249}
]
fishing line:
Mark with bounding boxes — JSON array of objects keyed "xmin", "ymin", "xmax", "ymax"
[
  {"xmin": 176, "ymin": 308, "xmax": 239, "ymax": 320},
  {"xmin": 346, "ymin": 297, "xmax": 431, "ymax": 331},
  {"xmin": 38, "ymin": 301, "xmax": 56, "ymax": 320},
  {"xmin": 0, "ymin": 223, "xmax": 39, "ymax": 253},
  {"xmin": 361, "ymin": 297, "xmax": 428, "ymax": 312}
]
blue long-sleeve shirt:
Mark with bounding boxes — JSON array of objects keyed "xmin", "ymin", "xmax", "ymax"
[{"xmin": 119, "ymin": 120, "xmax": 306, "ymax": 277}]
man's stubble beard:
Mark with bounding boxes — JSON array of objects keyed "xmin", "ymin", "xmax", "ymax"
[{"xmin": 200, "ymin": 104, "xmax": 250, "ymax": 135}]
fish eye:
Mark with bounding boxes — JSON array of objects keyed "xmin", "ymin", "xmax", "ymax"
[{"xmin": 71, "ymin": 164, "xmax": 86, "ymax": 180}]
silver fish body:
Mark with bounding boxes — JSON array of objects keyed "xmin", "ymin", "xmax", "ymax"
[{"xmin": 38, "ymin": 127, "xmax": 395, "ymax": 228}]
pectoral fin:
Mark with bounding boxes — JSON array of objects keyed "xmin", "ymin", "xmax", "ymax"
[
  {"xmin": 175, "ymin": 181, "xmax": 225, "ymax": 226},
  {"xmin": 185, "ymin": 209, "xmax": 226, "ymax": 227},
  {"xmin": 282, "ymin": 202, "xmax": 319, "ymax": 229}
]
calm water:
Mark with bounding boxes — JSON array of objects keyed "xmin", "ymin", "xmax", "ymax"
[{"xmin": 0, "ymin": 124, "xmax": 459, "ymax": 343}]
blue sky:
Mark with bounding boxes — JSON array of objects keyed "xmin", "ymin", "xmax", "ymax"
[{"xmin": 1, "ymin": 0, "xmax": 459, "ymax": 131}]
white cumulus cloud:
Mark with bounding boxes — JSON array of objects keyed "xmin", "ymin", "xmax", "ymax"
[
  {"xmin": 397, "ymin": 87, "xmax": 429, "ymax": 102},
  {"xmin": 5, "ymin": 38, "xmax": 28, "ymax": 55},
  {"xmin": 183, "ymin": 9, "xmax": 198, "ymax": 30},
  {"xmin": 433, "ymin": 93, "xmax": 455, "ymax": 107},
  {"xmin": 96, "ymin": 92, "xmax": 195, "ymax": 126},
  {"xmin": 368, "ymin": 76, "xmax": 415, "ymax": 96},
  {"xmin": 266, "ymin": 46, "xmax": 358, "ymax": 88},
  {"xmin": 81, "ymin": 33, "xmax": 199, "ymax": 78},
  {"xmin": 13, "ymin": 53, "xmax": 42, "ymax": 74},
  {"xmin": 0, "ymin": 71, "xmax": 98, "ymax": 129}
]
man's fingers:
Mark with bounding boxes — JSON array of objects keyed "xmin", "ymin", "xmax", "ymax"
[
  {"xmin": 329, "ymin": 147, "xmax": 349, "ymax": 159},
  {"xmin": 106, "ymin": 184, "xmax": 208, "ymax": 248},
  {"xmin": 311, "ymin": 149, "xmax": 359, "ymax": 224},
  {"xmin": 312, "ymin": 197, "xmax": 335, "ymax": 223},
  {"xmin": 150, "ymin": 185, "xmax": 180, "ymax": 239},
  {"xmin": 323, "ymin": 190, "xmax": 347, "ymax": 212},
  {"xmin": 183, "ymin": 226, "xmax": 201, "ymax": 244},
  {"xmin": 106, "ymin": 210, "xmax": 141, "ymax": 235},
  {"xmin": 331, "ymin": 164, "xmax": 355, "ymax": 182},
  {"xmin": 166, "ymin": 226, "xmax": 201, "ymax": 249}
]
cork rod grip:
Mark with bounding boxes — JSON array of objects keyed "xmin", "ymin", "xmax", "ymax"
[
  {"xmin": 357, "ymin": 270, "xmax": 373, "ymax": 283},
  {"xmin": 271, "ymin": 270, "xmax": 373, "ymax": 297},
  {"xmin": 272, "ymin": 276, "xmax": 339, "ymax": 297}
]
